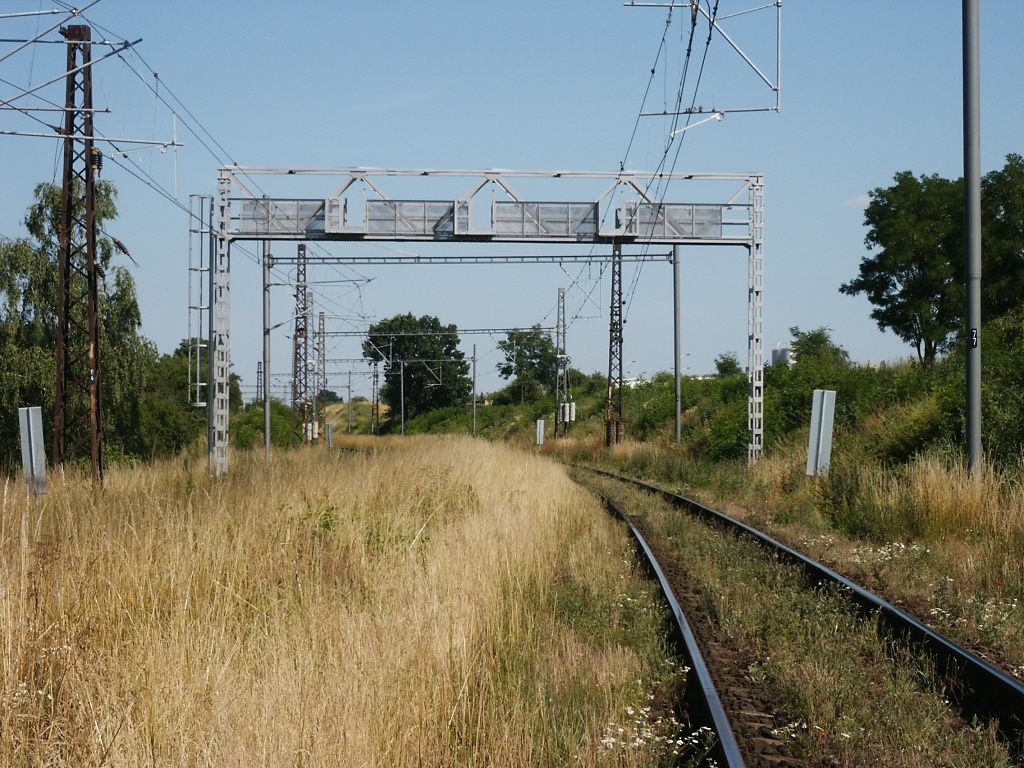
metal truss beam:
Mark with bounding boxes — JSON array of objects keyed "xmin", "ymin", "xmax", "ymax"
[
  {"xmin": 219, "ymin": 166, "xmax": 756, "ymax": 246},
  {"xmin": 268, "ymin": 252, "xmax": 673, "ymax": 265},
  {"xmin": 322, "ymin": 327, "xmax": 554, "ymax": 338}
]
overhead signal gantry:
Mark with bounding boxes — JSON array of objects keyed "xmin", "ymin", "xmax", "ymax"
[{"xmin": 190, "ymin": 166, "xmax": 764, "ymax": 475}]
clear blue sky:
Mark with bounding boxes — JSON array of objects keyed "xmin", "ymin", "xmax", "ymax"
[{"xmin": 2, "ymin": 1, "xmax": 1022, "ymax": 400}]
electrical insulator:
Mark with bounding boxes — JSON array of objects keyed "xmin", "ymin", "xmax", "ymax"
[{"xmin": 90, "ymin": 147, "xmax": 103, "ymax": 174}]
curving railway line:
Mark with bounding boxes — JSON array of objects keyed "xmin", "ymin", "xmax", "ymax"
[{"xmin": 578, "ymin": 465, "xmax": 1024, "ymax": 767}]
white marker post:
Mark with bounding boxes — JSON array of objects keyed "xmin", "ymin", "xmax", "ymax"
[
  {"xmin": 806, "ymin": 390, "xmax": 836, "ymax": 477},
  {"xmin": 18, "ymin": 406, "xmax": 47, "ymax": 495},
  {"xmin": 535, "ymin": 419, "xmax": 545, "ymax": 446}
]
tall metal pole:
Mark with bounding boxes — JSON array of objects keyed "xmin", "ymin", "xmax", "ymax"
[
  {"xmin": 673, "ymin": 245, "xmax": 682, "ymax": 447},
  {"xmin": 605, "ymin": 241, "xmax": 624, "ymax": 447},
  {"xmin": 400, "ymin": 360, "xmax": 405, "ymax": 436},
  {"xmin": 555, "ymin": 287, "xmax": 568, "ymax": 438},
  {"xmin": 54, "ymin": 24, "xmax": 102, "ymax": 483},
  {"xmin": 291, "ymin": 244, "xmax": 310, "ymax": 442},
  {"xmin": 347, "ymin": 371, "xmax": 353, "ymax": 433},
  {"xmin": 316, "ymin": 311, "xmax": 326, "ymax": 442},
  {"xmin": 963, "ymin": 0, "xmax": 982, "ymax": 471},
  {"xmin": 371, "ymin": 361, "xmax": 379, "ymax": 435},
  {"xmin": 472, "ymin": 343, "xmax": 477, "ymax": 436},
  {"xmin": 262, "ymin": 237, "xmax": 271, "ymax": 461}
]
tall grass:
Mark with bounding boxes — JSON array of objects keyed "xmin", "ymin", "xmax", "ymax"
[
  {"xmin": 823, "ymin": 454, "xmax": 1024, "ymax": 542},
  {"xmin": 1, "ymin": 437, "xmax": 678, "ymax": 766}
]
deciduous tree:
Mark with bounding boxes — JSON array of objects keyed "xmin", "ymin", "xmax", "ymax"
[
  {"xmin": 840, "ymin": 171, "xmax": 961, "ymax": 364},
  {"xmin": 362, "ymin": 313, "xmax": 471, "ymax": 423},
  {"xmin": 497, "ymin": 325, "xmax": 557, "ymax": 402},
  {"xmin": 0, "ymin": 181, "xmax": 153, "ymax": 467}
]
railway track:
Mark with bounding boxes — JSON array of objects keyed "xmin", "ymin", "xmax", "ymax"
[
  {"xmin": 579, "ymin": 465, "xmax": 1024, "ymax": 766},
  {"xmin": 600, "ymin": 492, "xmax": 746, "ymax": 767}
]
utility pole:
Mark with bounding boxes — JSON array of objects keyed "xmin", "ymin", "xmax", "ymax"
[
  {"xmin": 347, "ymin": 371, "xmax": 353, "ymax": 433},
  {"xmin": 472, "ymin": 343, "xmax": 477, "ymax": 436},
  {"xmin": 291, "ymin": 244, "xmax": 311, "ymax": 442},
  {"xmin": 555, "ymin": 287, "xmax": 569, "ymax": 438},
  {"xmin": 262, "ymin": 236, "xmax": 271, "ymax": 461},
  {"xmin": 673, "ymin": 245, "xmax": 682, "ymax": 447},
  {"xmin": 316, "ymin": 310, "xmax": 325, "ymax": 441},
  {"xmin": 400, "ymin": 360, "xmax": 405, "ymax": 436},
  {"xmin": 54, "ymin": 24, "xmax": 103, "ymax": 482},
  {"xmin": 371, "ymin": 361, "xmax": 380, "ymax": 435},
  {"xmin": 963, "ymin": 0, "xmax": 982, "ymax": 471},
  {"xmin": 605, "ymin": 241, "xmax": 624, "ymax": 447}
]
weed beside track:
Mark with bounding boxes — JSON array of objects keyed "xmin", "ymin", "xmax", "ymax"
[
  {"xmin": 578, "ymin": 470, "xmax": 1015, "ymax": 768},
  {"xmin": 2, "ymin": 437, "xmax": 693, "ymax": 767}
]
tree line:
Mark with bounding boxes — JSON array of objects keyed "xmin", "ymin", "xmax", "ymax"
[
  {"xmin": 841, "ymin": 153, "xmax": 1024, "ymax": 363},
  {"xmin": 4, "ymin": 151, "xmax": 1020, "ymax": 467},
  {"xmin": 0, "ymin": 183, "xmax": 240, "ymax": 471}
]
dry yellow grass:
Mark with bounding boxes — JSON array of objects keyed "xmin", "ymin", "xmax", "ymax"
[
  {"xmin": 1, "ymin": 437, "xmax": 680, "ymax": 766},
  {"xmin": 859, "ymin": 455, "xmax": 1024, "ymax": 539}
]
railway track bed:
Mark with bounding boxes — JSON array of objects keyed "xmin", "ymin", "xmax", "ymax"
[{"xmin": 576, "ymin": 466, "xmax": 1024, "ymax": 767}]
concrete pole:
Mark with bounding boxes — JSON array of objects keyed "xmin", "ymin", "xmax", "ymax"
[
  {"xmin": 472, "ymin": 343, "xmax": 477, "ymax": 436},
  {"xmin": 262, "ymin": 238, "xmax": 271, "ymax": 461},
  {"xmin": 673, "ymin": 244, "xmax": 681, "ymax": 447},
  {"xmin": 963, "ymin": 0, "xmax": 982, "ymax": 471}
]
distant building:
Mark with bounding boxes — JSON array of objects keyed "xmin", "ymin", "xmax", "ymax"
[{"xmin": 771, "ymin": 344, "xmax": 796, "ymax": 367}]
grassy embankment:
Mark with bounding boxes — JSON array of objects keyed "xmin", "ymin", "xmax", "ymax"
[
  {"xmin": 2, "ymin": 436, "xmax": 712, "ymax": 766},
  {"xmin": 404, "ymin": 336, "xmax": 1024, "ymax": 679},
  {"xmin": 546, "ymin": 431, "xmax": 1024, "ymax": 682}
]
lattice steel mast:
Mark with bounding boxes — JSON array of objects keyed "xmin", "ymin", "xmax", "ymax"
[
  {"xmin": 54, "ymin": 24, "xmax": 102, "ymax": 482},
  {"xmin": 605, "ymin": 242, "xmax": 624, "ymax": 447},
  {"xmin": 291, "ymin": 244, "xmax": 312, "ymax": 441},
  {"xmin": 555, "ymin": 287, "xmax": 570, "ymax": 438}
]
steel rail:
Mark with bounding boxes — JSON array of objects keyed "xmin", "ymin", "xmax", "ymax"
[
  {"xmin": 584, "ymin": 465, "xmax": 1024, "ymax": 749},
  {"xmin": 598, "ymin": 494, "xmax": 745, "ymax": 767}
]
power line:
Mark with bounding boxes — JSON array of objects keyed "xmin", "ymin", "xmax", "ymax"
[{"xmin": 623, "ymin": 0, "xmax": 721, "ymax": 323}]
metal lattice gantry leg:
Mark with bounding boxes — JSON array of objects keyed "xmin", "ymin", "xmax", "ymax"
[
  {"xmin": 606, "ymin": 241, "xmax": 624, "ymax": 447},
  {"xmin": 54, "ymin": 24, "xmax": 103, "ymax": 483},
  {"xmin": 187, "ymin": 194, "xmax": 212, "ymax": 408},
  {"xmin": 291, "ymin": 244, "xmax": 311, "ymax": 442},
  {"xmin": 210, "ymin": 169, "xmax": 232, "ymax": 476},
  {"xmin": 747, "ymin": 176, "xmax": 765, "ymax": 462}
]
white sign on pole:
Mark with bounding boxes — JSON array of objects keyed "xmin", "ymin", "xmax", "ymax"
[
  {"xmin": 535, "ymin": 419, "xmax": 545, "ymax": 446},
  {"xmin": 18, "ymin": 406, "xmax": 47, "ymax": 494},
  {"xmin": 806, "ymin": 389, "xmax": 836, "ymax": 477}
]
